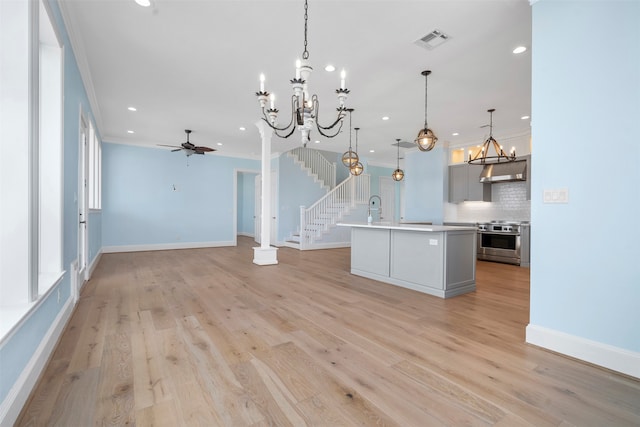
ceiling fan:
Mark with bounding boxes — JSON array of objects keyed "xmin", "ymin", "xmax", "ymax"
[{"xmin": 158, "ymin": 129, "xmax": 216, "ymax": 156}]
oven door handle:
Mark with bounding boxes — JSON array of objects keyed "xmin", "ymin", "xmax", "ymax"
[{"xmin": 478, "ymin": 231, "xmax": 521, "ymax": 236}]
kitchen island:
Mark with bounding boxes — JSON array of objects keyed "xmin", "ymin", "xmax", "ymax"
[{"xmin": 337, "ymin": 222, "xmax": 477, "ymax": 298}]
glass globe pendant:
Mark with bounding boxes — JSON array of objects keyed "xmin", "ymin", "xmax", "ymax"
[
  {"xmin": 392, "ymin": 138, "xmax": 404, "ymax": 181},
  {"xmin": 350, "ymin": 127, "xmax": 364, "ymax": 176},
  {"xmin": 342, "ymin": 109, "xmax": 359, "ymax": 167}
]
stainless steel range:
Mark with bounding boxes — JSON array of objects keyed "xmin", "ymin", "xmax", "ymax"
[{"xmin": 477, "ymin": 221, "xmax": 530, "ymax": 266}]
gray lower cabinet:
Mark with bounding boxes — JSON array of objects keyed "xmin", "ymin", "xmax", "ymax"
[
  {"xmin": 349, "ymin": 226, "xmax": 476, "ymax": 298},
  {"xmin": 449, "ymin": 164, "xmax": 491, "ymax": 203}
]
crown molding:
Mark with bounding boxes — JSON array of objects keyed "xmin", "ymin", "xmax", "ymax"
[{"xmin": 57, "ymin": 1, "xmax": 104, "ymax": 133}]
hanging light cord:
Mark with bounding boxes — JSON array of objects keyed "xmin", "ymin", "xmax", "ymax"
[
  {"xmin": 396, "ymin": 139, "xmax": 401, "ymax": 169},
  {"xmin": 302, "ymin": 0, "xmax": 309, "ymax": 60},
  {"xmin": 423, "ymin": 74, "xmax": 429, "ymax": 129},
  {"xmin": 488, "ymin": 109, "xmax": 493, "ymax": 138},
  {"xmin": 355, "ymin": 128, "xmax": 359, "ymax": 152},
  {"xmin": 348, "ymin": 110, "xmax": 353, "ymax": 150}
]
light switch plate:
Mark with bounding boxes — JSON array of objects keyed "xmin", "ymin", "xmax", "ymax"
[{"xmin": 429, "ymin": 239, "xmax": 438, "ymax": 246}]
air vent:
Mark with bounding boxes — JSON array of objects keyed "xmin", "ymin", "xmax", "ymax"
[
  {"xmin": 415, "ymin": 29, "xmax": 450, "ymax": 50},
  {"xmin": 392, "ymin": 141, "xmax": 415, "ymax": 149}
]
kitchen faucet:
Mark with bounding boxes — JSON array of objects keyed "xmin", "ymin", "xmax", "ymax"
[{"xmin": 368, "ymin": 195, "xmax": 381, "ymax": 222}]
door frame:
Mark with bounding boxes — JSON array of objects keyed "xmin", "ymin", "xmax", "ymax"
[
  {"xmin": 77, "ymin": 111, "xmax": 89, "ymax": 298},
  {"xmin": 234, "ymin": 168, "xmax": 260, "ymax": 245},
  {"xmin": 379, "ymin": 176, "xmax": 397, "ymax": 222}
]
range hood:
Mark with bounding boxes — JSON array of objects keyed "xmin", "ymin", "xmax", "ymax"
[{"xmin": 479, "ymin": 160, "xmax": 527, "ymax": 183}]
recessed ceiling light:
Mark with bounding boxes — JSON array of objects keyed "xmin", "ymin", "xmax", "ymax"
[
  {"xmin": 452, "ymin": 132, "xmax": 459, "ymax": 136},
  {"xmin": 127, "ymin": 106, "xmax": 137, "ymax": 111},
  {"xmin": 369, "ymin": 149, "xmax": 375, "ymax": 153},
  {"xmin": 314, "ymin": 140, "xmax": 320, "ymax": 144},
  {"xmin": 135, "ymin": 0, "xmax": 151, "ymax": 7},
  {"xmin": 521, "ymin": 115, "xmax": 530, "ymax": 120},
  {"xmin": 382, "ymin": 116, "xmax": 389, "ymax": 121},
  {"xmin": 217, "ymin": 143, "xmax": 223, "ymax": 146},
  {"xmin": 324, "ymin": 65, "xmax": 335, "ymax": 72},
  {"xmin": 239, "ymin": 127, "xmax": 246, "ymax": 131},
  {"xmin": 127, "ymin": 130, "xmax": 134, "ymax": 134},
  {"xmin": 513, "ymin": 46, "xmax": 527, "ymax": 54}
]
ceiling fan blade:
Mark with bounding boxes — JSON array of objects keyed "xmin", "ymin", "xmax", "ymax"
[
  {"xmin": 171, "ymin": 148, "xmax": 182, "ymax": 152},
  {"xmin": 157, "ymin": 144, "xmax": 183, "ymax": 149},
  {"xmin": 194, "ymin": 146, "xmax": 215, "ymax": 152}
]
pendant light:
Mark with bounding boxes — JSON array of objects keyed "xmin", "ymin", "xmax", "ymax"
[
  {"xmin": 415, "ymin": 70, "xmax": 438, "ymax": 152},
  {"xmin": 392, "ymin": 139, "xmax": 404, "ymax": 181},
  {"xmin": 467, "ymin": 109, "xmax": 516, "ymax": 164},
  {"xmin": 350, "ymin": 127, "xmax": 364, "ymax": 176},
  {"xmin": 341, "ymin": 108, "xmax": 359, "ymax": 167}
]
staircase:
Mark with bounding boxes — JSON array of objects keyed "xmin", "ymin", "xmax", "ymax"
[
  {"xmin": 287, "ymin": 147, "xmax": 336, "ymax": 190},
  {"xmin": 289, "ymin": 174, "xmax": 370, "ymax": 250}
]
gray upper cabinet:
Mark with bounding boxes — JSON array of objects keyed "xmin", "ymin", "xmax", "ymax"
[{"xmin": 448, "ymin": 163, "xmax": 491, "ymax": 203}]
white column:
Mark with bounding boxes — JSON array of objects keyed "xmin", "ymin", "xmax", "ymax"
[{"xmin": 253, "ymin": 120, "xmax": 278, "ymax": 265}]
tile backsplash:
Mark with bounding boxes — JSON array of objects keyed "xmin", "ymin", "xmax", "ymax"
[{"xmin": 446, "ymin": 182, "xmax": 530, "ymax": 223}]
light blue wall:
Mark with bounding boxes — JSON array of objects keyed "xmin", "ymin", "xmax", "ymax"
[
  {"xmin": 277, "ymin": 153, "xmax": 328, "ymax": 241},
  {"xmin": 402, "ymin": 147, "xmax": 448, "ymax": 224},
  {"xmin": 237, "ymin": 172, "xmax": 257, "ymax": 235},
  {"xmin": 0, "ymin": 0, "xmax": 102, "ymax": 406},
  {"xmin": 88, "ymin": 211, "xmax": 102, "ymax": 265},
  {"xmin": 530, "ymin": 0, "xmax": 640, "ymax": 351},
  {"xmin": 102, "ymin": 143, "xmax": 259, "ymax": 247}
]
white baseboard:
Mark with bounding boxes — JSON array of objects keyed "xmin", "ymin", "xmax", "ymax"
[
  {"xmin": 102, "ymin": 240, "xmax": 235, "ymax": 253},
  {"xmin": 237, "ymin": 232, "xmax": 254, "ymax": 238},
  {"xmin": 526, "ymin": 324, "xmax": 640, "ymax": 379},
  {"xmin": 87, "ymin": 249, "xmax": 102, "ymax": 280},
  {"xmin": 0, "ymin": 296, "xmax": 74, "ymax": 426},
  {"xmin": 301, "ymin": 241, "xmax": 351, "ymax": 251}
]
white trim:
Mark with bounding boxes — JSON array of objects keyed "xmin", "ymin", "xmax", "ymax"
[
  {"xmin": 253, "ymin": 246, "xmax": 278, "ymax": 265},
  {"xmin": 0, "ymin": 296, "xmax": 74, "ymax": 426},
  {"xmin": 526, "ymin": 324, "xmax": 640, "ymax": 379},
  {"xmin": 237, "ymin": 232, "xmax": 254, "ymax": 238},
  {"xmin": 87, "ymin": 248, "xmax": 102, "ymax": 279},
  {"xmin": 56, "ymin": 0, "xmax": 103, "ymax": 132},
  {"xmin": 300, "ymin": 241, "xmax": 351, "ymax": 251},
  {"xmin": 102, "ymin": 240, "xmax": 235, "ymax": 253}
]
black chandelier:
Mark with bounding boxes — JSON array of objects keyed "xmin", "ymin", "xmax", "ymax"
[
  {"xmin": 468, "ymin": 109, "xmax": 516, "ymax": 164},
  {"xmin": 256, "ymin": 0, "xmax": 349, "ymax": 146}
]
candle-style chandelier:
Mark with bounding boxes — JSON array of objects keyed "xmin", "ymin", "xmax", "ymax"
[
  {"xmin": 256, "ymin": 0, "xmax": 349, "ymax": 147},
  {"xmin": 468, "ymin": 109, "xmax": 516, "ymax": 164}
]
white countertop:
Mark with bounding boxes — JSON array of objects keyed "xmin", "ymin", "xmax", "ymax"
[{"xmin": 337, "ymin": 222, "xmax": 477, "ymax": 232}]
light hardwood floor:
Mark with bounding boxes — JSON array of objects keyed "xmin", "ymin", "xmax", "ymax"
[{"xmin": 17, "ymin": 236, "xmax": 640, "ymax": 426}]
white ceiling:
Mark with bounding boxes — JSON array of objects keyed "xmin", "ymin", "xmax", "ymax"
[{"xmin": 59, "ymin": 0, "xmax": 532, "ymax": 166}]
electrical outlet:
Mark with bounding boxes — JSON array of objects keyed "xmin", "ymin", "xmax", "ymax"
[{"xmin": 543, "ymin": 188, "xmax": 569, "ymax": 204}]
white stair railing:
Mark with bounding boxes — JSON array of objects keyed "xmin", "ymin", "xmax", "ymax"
[
  {"xmin": 299, "ymin": 174, "xmax": 370, "ymax": 248},
  {"xmin": 289, "ymin": 147, "xmax": 336, "ymax": 189}
]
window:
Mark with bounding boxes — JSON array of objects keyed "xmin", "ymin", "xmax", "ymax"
[
  {"xmin": 88, "ymin": 120, "xmax": 102, "ymax": 210},
  {"xmin": 0, "ymin": 0, "xmax": 63, "ymax": 337}
]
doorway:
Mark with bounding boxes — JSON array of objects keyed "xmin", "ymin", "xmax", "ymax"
[
  {"xmin": 77, "ymin": 114, "xmax": 89, "ymax": 297},
  {"xmin": 379, "ymin": 176, "xmax": 396, "ymax": 222}
]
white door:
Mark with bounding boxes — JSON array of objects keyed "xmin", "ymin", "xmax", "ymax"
[
  {"xmin": 78, "ymin": 116, "xmax": 89, "ymax": 290},
  {"xmin": 379, "ymin": 176, "xmax": 396, "ymax": 222},
  {"xmin": 254, "ymin": 172, "xmax": 277, "ymax": 245}
]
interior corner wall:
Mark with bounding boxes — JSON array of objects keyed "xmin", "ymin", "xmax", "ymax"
[
  {"xmin": 237, "ymin": 172, "xmax": 257, "ymax": 236},
  {"xmin": 403, "ymin": 147, "xmax": 447, "ymax": 224},
  {"xmin": 528, "ymin": 0, "xmax": 640, "ymax": 374}
]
